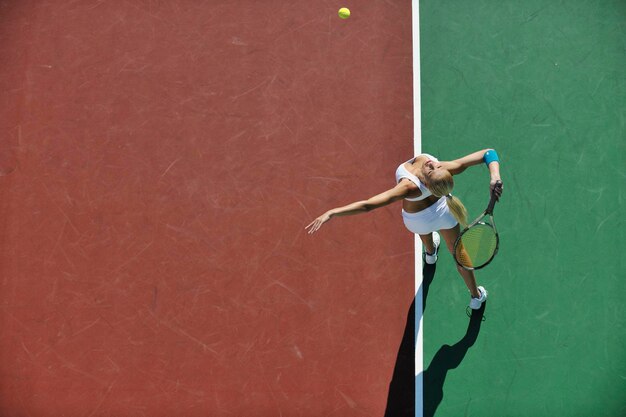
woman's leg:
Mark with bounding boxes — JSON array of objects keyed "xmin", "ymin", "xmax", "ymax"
[
  {"xmin": 438, "ymin": 225, "xmax": 481, "ymax": 299},
  {"xmin": 418, "ymin": 233, "xmax": 435, "ymax": 255}
]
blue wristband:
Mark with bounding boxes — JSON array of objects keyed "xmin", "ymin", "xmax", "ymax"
[{"xmin": 483, "ymin": 149, "xmax": 499, "ymax": 165}]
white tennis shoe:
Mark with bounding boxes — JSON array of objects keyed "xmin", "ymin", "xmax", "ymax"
[
  {"xmin": 424, "ymin": 231, "xmax": 440, "ymax": 265},
  {"xmin": 469, "ymin": 286, "xmax": 488, "ymax": 310}
]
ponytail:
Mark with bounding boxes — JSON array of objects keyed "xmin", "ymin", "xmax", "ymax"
[
  {"xmin": 445, "ymin": 194, "xmax": 468, "ymax": 227},
  {"xmin": 427, "ymin": 169, "xmax": 468, "ymax": 227}
]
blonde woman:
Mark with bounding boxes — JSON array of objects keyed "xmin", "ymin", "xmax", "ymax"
[{"xmin": 306, "ymin": 149, "xmax": 503, "ymax": 310}]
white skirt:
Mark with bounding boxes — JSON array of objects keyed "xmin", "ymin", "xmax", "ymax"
[{"xmin": 401, "ymin": 197, "xmax": 458, "ymax": 235}]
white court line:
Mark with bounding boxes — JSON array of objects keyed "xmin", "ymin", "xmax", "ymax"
[{"xmin": 412, "ymin": 1, "xmax": 423, "ymax": 417}]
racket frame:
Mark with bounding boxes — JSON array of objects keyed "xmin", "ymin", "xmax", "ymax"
[{"xmin": 453, "ymin": 181, "xmax": 502, "ymax": 271}]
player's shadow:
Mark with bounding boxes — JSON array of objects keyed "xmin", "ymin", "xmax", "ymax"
[
  {"xmin": 384, "ymin": 263, "xmax": 485, "ymax": 417},
  {"xmin": 422, "ymin": 302, "xmax": 485, "ymax": 417},
  {"xmin": 383, "ymin": 262, "xmax": 436, "ymax": 417}
]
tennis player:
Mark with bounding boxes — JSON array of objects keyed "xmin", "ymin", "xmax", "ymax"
[{"xmin": 306, "ymin": 149, "xmax": 503, "ymax": 310}]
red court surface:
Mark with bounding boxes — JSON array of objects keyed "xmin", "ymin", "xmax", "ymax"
[{"xmin": 1, "ymin": 2, "xmax": 415, "ymax": 415}]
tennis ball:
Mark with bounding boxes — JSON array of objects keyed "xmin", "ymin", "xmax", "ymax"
[{"xmin": 338, "ymin": 7, "xmax": 350, "ymax": 19}]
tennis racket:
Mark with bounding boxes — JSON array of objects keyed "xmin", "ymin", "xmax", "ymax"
[{"xmin": 453, "ymin": 181, "xmax": 502, "ymax": 270}]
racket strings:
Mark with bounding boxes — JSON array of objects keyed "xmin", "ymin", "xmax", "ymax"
[{"xmin": 455, "ymin": 223, "xmax": 498, "ymax": 268}]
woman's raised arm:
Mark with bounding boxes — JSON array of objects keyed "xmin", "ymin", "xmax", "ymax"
[{"xmin": 442, "ymin": 148, "xmax": 502, "ymax": 198}]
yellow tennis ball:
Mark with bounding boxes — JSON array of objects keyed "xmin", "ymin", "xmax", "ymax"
[{"xmin": 338, "ymin": 7, "xmax": 350, "ymax": 19}]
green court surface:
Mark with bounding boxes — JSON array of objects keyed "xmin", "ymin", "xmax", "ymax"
[{"xmin": 419, "ymin": 1, "xmax": 625, "ymax": 416}]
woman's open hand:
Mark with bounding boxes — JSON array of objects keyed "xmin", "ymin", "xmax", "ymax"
[{"xmin": 305, "ymin": 211, "xmax": 332, "ymax": 234}]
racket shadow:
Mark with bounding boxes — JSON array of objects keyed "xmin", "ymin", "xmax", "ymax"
[{"xmin": 384, "ymin": 262, "xmax": 437, "ymax": 417}]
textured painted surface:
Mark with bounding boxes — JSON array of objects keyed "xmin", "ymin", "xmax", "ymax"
[
  {"xmin": 0, "ymin": 1, "xmax": 415, "ymax": 415},
  {"xmin": 420, "ymin": 1, "xmax": 625, "ymax": 416}
]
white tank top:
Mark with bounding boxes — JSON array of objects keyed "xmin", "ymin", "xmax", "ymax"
[{"xmin": 395, "ymin": 154, "xmax": 439, "ymax": 201}]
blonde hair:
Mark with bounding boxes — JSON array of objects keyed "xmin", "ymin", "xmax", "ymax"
[{"xmin": 428, "ymin": 170, "xmax": 468, "ymax": 227}]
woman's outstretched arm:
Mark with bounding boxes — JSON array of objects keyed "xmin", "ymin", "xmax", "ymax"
[{"xmin": 306, "ymin": 180, "xmax": 415, "ymax": 234}]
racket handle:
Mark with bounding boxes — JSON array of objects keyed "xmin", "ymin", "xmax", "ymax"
[{"xmin": 486, "ymin": 180, "xmax": 502, "ymax": 215}]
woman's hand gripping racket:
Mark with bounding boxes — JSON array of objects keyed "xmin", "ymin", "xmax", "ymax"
[{"xmin": 454, "ymin": 181, "xmax": 503, "ymax": 270}]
